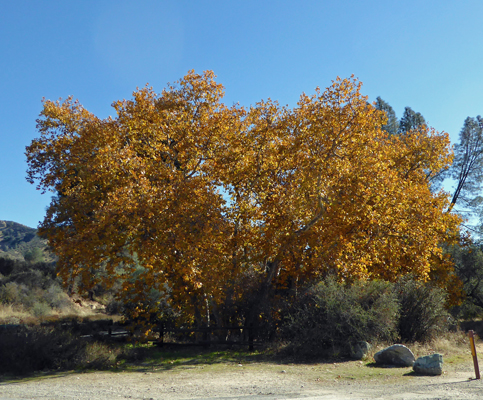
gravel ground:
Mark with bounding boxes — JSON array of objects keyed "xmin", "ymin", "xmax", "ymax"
[{"xmin": 1, "ymin": 362, "xmax": 483, "ymax": 400}]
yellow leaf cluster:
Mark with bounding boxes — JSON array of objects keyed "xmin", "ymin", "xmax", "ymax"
[{"xmin": 26, "ymin": 72, "xmax": 461, "ymax": 323}]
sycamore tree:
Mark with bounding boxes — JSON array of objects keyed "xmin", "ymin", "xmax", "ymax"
[{"xmin": 26, "ymin": 71, "xmax": 461, "ymax": 331}]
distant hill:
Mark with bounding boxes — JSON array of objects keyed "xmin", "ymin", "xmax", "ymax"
[{"xmin": 0, "ymin": 220, "xmax": 52, "ymax": 262}]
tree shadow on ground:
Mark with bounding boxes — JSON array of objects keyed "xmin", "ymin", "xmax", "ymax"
[{"xmin": 365, "ymin": 362, "xmax": 411, "ymax": 369}]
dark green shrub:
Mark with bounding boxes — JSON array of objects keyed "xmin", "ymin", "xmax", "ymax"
[
  {"xmin": 24, "ymin": 248, "xmax": 44, "ymax": 264},
  {"xmin": 31, "ymin": 301, "xmax": 51, "ymax": 318},
  {"xmin": 451, "ymin": 301, "xmax": 482, "ymax": 320},
  {"xmin": 0, "ymin": 281, "xmax": 22, "ymax": 303},
  {"xmin": 80, "ymin": 342, "xmax": 118, "ymax": 370},
  {"xmin": 281, "ymin": 278, "xmax": 399, "ymax": 357},
  {"xmin": 0, "ymin": 325, "xmax": 84, "ymax": 375},
  {"xmin": 0, "ymin": 256, "xmax": 71, "ymax": 318},
  {"xmin": 0, "ymin": 325, "xmax": 117, "ymax": 375},
  {"xmin": 448, "ymin": 243, "xmax": 483, "ymax": 315},
  {"xmin": 395, "ymin": 275, "xmax": 450, "ymax": 343},
  {"xmin": 0, "ymin": 257, "xmax": 16, "ymax": 276},
  {"xmin": 44, "ymin": 284, "xmax": 72, "ymax": 311},
  {"xmin": 118, "ymin": 345, "xmax": 152, "ymax": 363}
]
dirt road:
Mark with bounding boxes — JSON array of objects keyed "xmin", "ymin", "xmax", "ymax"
[{"xmin": 1, "ymin": 361, "xmax": 483, "ymax": 400}]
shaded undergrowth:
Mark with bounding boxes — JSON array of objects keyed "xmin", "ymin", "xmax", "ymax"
[{"xmin": 0, "ymin": 317, "xmax": 478, "ymax": 380}]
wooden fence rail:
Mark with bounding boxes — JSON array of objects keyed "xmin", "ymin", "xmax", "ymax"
[
  {"xmin": 1, "ymin": 320, "xmax": 259, "ymax": 350},
  {"xmin": 157, "ymin": 324, "xmax": 256, "ymax": 350}
]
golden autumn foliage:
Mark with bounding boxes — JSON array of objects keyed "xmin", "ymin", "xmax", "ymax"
[{"xmin": 26, "ymin": 71, "xmax": 461, "ymax": 326}]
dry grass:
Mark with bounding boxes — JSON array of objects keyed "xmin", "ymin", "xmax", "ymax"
[
  {"xmin": 0, "ymin": 303, "xmax": 32, "ymax": 324},
  {"xmin": 351, "ymin": 329, "xmax": 475, "ymax": 381},
  {"xmin": 366, "ymin": 330, "xmax": 470, "ymax": 361},
  {"xmin": 411, "ymin": 332, "xmax": 469, "ymax": 358},
  {"xmin": 0, "ymin": 299, "xmax": 111, "ymax": 325}
]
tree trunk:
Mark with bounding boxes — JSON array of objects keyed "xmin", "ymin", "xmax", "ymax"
[{"xmin": 245, "ymin": 259, "xmax": 281, "ymax": 329}]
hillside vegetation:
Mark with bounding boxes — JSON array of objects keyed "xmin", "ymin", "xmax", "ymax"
[
  {"xmin": 0, "ymin": 220, "xmax": 52, "ymax": 262},
  {"xmin": 0, "ymin": 220, "xmax": 107, "ymax": 323}
]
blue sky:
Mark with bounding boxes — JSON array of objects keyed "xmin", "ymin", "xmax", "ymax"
[{"xmin": 1, "ymin": 0, "xmax": 483, "ymax": 228}]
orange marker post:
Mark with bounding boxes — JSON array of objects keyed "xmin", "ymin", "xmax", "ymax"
[{"xmin": 469, "ymin": 330, "xmax": 480, "ymax": 380}]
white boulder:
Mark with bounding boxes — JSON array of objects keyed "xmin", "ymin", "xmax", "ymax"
[{"xmin": 413, "ymin": 354, "xmax": 443, "ymax": 375}]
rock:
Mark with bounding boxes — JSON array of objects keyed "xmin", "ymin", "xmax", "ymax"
[
  {"xmin": 413, "ymin": 354, "xmax": 443, "ymax": 375},
  {"xmin": 374, "ymin": 344, "xmax": 415, "ymax": 367},
  {"xmin": 350, "ymin": 341, "xmax": 371, "ymax": 360}
]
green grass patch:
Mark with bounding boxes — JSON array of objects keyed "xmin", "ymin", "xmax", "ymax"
[
  {"xmin": 0, "ymin": 327, "xmax": 477, "ymax": 386},
  {"xmin": 116, "ymin": 344, "xmax": 271, "ymax": 372}
]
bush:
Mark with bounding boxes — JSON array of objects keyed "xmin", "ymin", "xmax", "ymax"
[
  {"xmin": 44, "ymin": 284, "xmax": 73, "ymax": 311},
  {"xmin": 31, "ymin": 301, "xmax": 51, "ymax": 318},
  {"xmin": 0, "ymin": 257, "xmax": 16, "ymax": 276},
  {"xmin": 451, "ymin": 301, "xmax": 483, "ymax": 320},
  {"xmin": 118, "ymin": 345, "xmax": 152, "ymax": 363},
  {"xmin": 0, "ymin": 325, "xmax": 118, "ymax": 375},
  {"xmin": 0, "ymin": 281, "xmax": 21, "ymax": 303},
  {"xmin": 0, "ymin": 257, "xmax": 75, "ymax": 319},
  {"xmin": 80, "ymin": 342, "xmax": 118, "ymax": 370},
  {"xmin": 24, "ymin": 248, "xmax": 44, "ymax": 264},
  {"xmin": 395, "ymin": 275, "xmax": 450, "ymax": 342},
  {"xmin": 0, "ymin": 325, "xmax": 85, "ymax": 375},
  {"xmin": 281, "ymin": 278, "xmax": 399, "ymax": 357}
]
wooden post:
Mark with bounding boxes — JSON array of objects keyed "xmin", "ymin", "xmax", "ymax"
[
  {"xmin": 202, "ymin": 324, "xmax": 211, "ymax": 348},
  {"xmin": 157, "ymin": 322, "xmax": 164, "ymax": 347},
  {"xmin": 469, "ymin": 330, "xmax": 480, "ymax": 379}
]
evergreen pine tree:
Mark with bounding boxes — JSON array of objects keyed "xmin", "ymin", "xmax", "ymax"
[
  {"xmin": 375, "ymin": 97, "xmax": 399, "ymax": 135},
  {"xmin": 398, "ymin": 107, "xmax": 426, "ymax": 133},
  {"xmin": 450, "ymin": 116, "xmax": 483, "ymax": 218}
]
